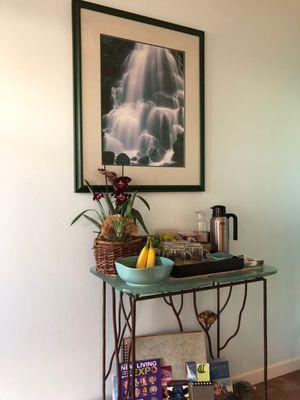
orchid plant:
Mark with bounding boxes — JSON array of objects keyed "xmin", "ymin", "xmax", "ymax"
[{"xmin": 71, "ymin": 168, "xmax": 149, "ymax": 242}]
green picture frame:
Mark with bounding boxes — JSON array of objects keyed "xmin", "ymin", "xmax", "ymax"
[{"xmin": 72, "ymin": 0, "xmax": 205, "ymax": 192}]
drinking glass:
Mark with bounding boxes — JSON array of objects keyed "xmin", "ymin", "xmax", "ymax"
[
  {"xmin": 167, "ymin": 245, "xmax": 188, "ymax": 263},
  {"xmin": 186, "ymin": 242, "xmax": 203, "ymax": 261},
  {"xmin": 161, "ymin": 241, "xmax": 174, "ymax": 257}
]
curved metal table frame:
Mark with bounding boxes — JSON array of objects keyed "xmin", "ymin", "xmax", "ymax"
[{"xmin": 91, "ymin": 265, "xmax": 277, "ymax": 400}]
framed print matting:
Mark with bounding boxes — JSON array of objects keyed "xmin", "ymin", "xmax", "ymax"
[{"xmin": 72, "ymin": 0, "xmax": 205, "ymax": 192}]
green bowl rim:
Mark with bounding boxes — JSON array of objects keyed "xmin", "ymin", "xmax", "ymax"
[{"xmin": 115, "ymin": 256, "xmax": 174, "ymax": 271}]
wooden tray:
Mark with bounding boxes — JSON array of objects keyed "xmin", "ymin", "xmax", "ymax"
[{"xmin": 170, "ymin": 256, "xmax": 244, "ymax": 278}]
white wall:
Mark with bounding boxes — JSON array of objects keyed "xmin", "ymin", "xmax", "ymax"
[{"xmin": 1, "ymin": 0, "xmax": 300, "ymax": 399}]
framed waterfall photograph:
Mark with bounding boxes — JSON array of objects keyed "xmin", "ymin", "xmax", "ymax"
[{"xmin": 72, "ymin": 0, "xmax": 205, "ymax": 192}]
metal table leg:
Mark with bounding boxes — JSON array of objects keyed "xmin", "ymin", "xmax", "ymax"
[
  {"xmin": 102, "ymin": 281, "xmax": 106, "ymax": 400},
  {"xmin": 112, "ymin": 288, "xmax": 121, "ymax": 400},
  {"xmin": 263, "ymin": 278, "xmax": 268, "ymax": 400},
  {"xmin": 217, "ymin": 284, "xmax": 221, "ymax": 358},
  {"xmin": 131, "ymin": 297, "xmax": 137, "ymax": 400}
]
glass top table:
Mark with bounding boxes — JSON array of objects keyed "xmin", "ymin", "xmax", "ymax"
[
  {"xmin": 93, "ymin": 264, "xmax": 276, "ymax": 400},
  {"xmin": 90, "ymin": 265, "xmax": 277, "ymax": 296}
]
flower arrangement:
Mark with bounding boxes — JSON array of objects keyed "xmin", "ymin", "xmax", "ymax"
[{"xmin": 71, "ymin": 168, "xmax": 149, "ymax": 242}]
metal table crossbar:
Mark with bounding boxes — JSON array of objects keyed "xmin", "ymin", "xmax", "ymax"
[{"xmin": 91, "ymin": 265, "xmax": 277, "ymax": 400}]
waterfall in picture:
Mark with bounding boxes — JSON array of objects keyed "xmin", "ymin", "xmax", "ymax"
[{"xmin": 101, "ymin": 35, "xmax": 185, "ymax": 167}]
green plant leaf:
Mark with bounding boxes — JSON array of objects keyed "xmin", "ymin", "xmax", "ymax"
[
  {"xmin": 83, "ymin": 214, "xmax": 101, "ymax": 229},
  {"xmin": 132, "ymin": 208, "xmax": 149, "ymax": 234},
  {"xmin": 84, "ymin": 179, "xmax": 106, "ymax": 219},
  {"xmin": 136, "ymin": 195, "xmax": 150, "ymax": 211},
  {"xmin": 124, "ymin": 191, "xmax": 137, "ymax": 217},
  {"xmin": 84, "ymin": 179, "xmax": 96, "ymax": 196},
  {"xmin": 70, "ymin": 209, "xmax": 101, "ymax": 225},
  {"xmin": 93, "ymin": 210, "xmax": 103, "ymax": 223},
  {"xmin": 116, "ymin": 201, "xmax": 126, "ymax": 217},
  {"xmin": 103, "ymin": 193, "xmax": 115, "ymax": 215},
  {"xmin": 92, "ymin": 199, "xmax": 106, "ymax": 221}
]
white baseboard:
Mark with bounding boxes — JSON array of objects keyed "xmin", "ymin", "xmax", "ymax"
[{"xmin": 233, "ymin": 356, "xmax": 300, "ymax": 385}]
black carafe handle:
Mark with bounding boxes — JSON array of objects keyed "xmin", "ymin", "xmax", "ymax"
[{"xmin": 226, "ymin": 213, "xmax": 238, "ymax": 240}]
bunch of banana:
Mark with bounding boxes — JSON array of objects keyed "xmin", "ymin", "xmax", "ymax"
[{"xmin": 136, "ymin": 236, "xmax": 155, "ymax": 268}]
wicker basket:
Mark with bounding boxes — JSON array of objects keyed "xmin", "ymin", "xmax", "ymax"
[{"xmin": 94, "ymin": 237, "xmax": 143, "ymax": 275}]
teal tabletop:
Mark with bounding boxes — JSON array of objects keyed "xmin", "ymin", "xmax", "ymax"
[{"xmin": 91, "ymin": 265, "xmax": 277, "ymax": 297}]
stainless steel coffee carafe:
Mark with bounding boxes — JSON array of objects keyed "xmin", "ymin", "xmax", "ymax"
[{"xmin": 210, "ymin": 205, "xmax": 238, "ymax": 253}]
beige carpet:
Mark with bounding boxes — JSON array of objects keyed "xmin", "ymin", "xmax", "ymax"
[{"xmin": 254, "ymin": 370, "xmax": 300, "ymax": 400}]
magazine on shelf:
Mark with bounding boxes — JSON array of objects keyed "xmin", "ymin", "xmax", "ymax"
[{"xmin": 119, "ymin": 358, "xmax": 163, "ymax": 400}]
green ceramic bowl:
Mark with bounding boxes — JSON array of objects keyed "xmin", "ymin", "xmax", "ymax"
[{"xmin": 115, "ymin": 256, "xmax": 174, "ymax": 286}]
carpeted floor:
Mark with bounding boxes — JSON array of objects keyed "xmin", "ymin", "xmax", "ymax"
[{"xmin": 254, "ymin": 370, "xmax": 300, "ymax": 400}]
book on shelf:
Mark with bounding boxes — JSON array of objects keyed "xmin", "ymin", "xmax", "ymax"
[
  {"xmin": 186, "ymin": 361, "xmax": 210, "ymax": 383},
  {"xmin": 185, "ymin": 361, "xmax": 197, "ymax": 382},
  {"xmin": 118, "ymin": 358, "xmax": 163, "ymax": 400},
  {"xmin": 188, "ymin": 382, "xmax": 214, "ymax": 400},
  {"xmin": 209, "ymin": 358, "xmax": 230, "ymax": 381},
  {"xmin": 196, "ymin": 362, "xmax": 210, "ymax": 382}
]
